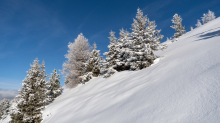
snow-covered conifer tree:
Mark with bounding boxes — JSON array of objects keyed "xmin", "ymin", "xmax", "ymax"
[
  {"xmin": 170, "ymin": 14, "xmax": 185, "ymax": 39},
  {"xmin": 190, "ymin": 26, "xmax": 193, "ymax": 31},
  {"xmin": 0, "ymin": 98, "xmax": 10, "ymax": 120},
  {"xmin": 11, "ymin": 58, "xmax": 47, "ymax": 122},
  {"xmin": 195, "ymin": 19, "xmax": 202, "ymax": 27},
  {"xmin": 9, "ymin": 96, "xmax": 24, "ymax": 123},
  {"xmin": 128, "ymin": 8, "xmax": 166, "ymax": 70},
  {"xmin": 201, "ymin": 10, "xmax": 216, "ymax": 24},
  {"xmin": 103, "ymin": 31, "xmax": 118, "ymax": 77},
  {"xmin": 46, "ymin": 69, "xmax": 62, "ymax": 103},
  {"xmin": 80, "ymin": 42, "xmax": 102, "ymax": 82},
  {"xmin": 62, "ymin": 33, "xmax": 91, "ymax": 87},
  {"xmin": 114, "ymin": 28, "xmax": 132, "ymax": 71}
]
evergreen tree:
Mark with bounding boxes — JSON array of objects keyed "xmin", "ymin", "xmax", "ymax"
[
  {"xmin": 46, "ymin": 69, "xmax": 62, "ymax": 104},
  {"xmin": 11, "ymin": 58, "xmax": 47, "ymax": 122},
  {"xmin": 81, "ymin": 43, "xmax": 102, "ymax": 82},
  {"xmin": 0, "ymin": 98, "xmax": 10, "ymax": 120},
  {"xmin": 103, "ymin": 31, "xmax": 118, "ymax": 77},
  {"xmin": 190, "ymin": 26, "xmax": 193, "ymax": 31},
  {"xmin": 128, "ymin": 8, "xmax": 165, "ymax": 70},
  {"xmin": 201, "ymin": 10, "xmax": 216, "ymax": 24},
  {"xmin": 62, "ymin": 33, "xmax": 91, "ymax": 87},
  {"xmin": 9, "ymin": 96, "xmax": 24, "ymax": 123},
  {"xmin": 195, "ymin": 19, "xmax": 202, "ymax": 27},
  {"xmin": 170, "ymin": 14, "xmax": 185, "ymax": 39},
  {"xmin": 114, "ymin": 28, "xmax": 132, "ymax": 71}
]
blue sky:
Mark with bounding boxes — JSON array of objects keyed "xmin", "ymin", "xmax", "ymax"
[{"xmin": 0, "ymin": 0, "xmax": 220, "ymax": 94}]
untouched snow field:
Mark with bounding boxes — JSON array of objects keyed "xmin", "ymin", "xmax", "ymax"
[
  {"xmin": 1, "ymin": 18, "xmax": 220, "ymax": 123},
  {"xmin": 42, "ymin": 18, "xmax": 220, "ymax": 123}
]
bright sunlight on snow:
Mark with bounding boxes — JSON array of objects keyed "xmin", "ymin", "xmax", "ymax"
[{"xmin": 36, "ymin": 17, "xmax": 220, "ymax": 123}]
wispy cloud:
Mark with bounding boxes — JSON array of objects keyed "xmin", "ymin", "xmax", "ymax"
[
  {"xmin": 0, "ymin": 51, "xmax": 13, "ymax": 59},
  {"xmin": 0, "ymin": 0, "xmax": 68, "ymax": 52},
  {"xmin": 0, "ymin": 88, "xmax": 18, "ymax": 101},
  {"xmin": 181, "ymin": 0, "xmax": 220, "ymax": 19},
  {"xmin": 143, "ymin": 0, "xmax": 172, "ymax": 19},
  {"xmin": 89, "ymin": 29, "xmax": 108, "ymax": 41},
  {"xmin": 77, "ymin": 11, "xmax": 94, "ymax": 30},
  {"xmin": 0, "ymin": 77, "xmax": 22, "ymax": 89}
]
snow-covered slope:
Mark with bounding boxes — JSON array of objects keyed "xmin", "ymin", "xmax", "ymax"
[
  {"xmin": 41, "ymin": 18, "xmax": 220, "ymax": 123},
  {"xmin": 2, "ymin": 17, "xmax": 220, "ymax": 123}
]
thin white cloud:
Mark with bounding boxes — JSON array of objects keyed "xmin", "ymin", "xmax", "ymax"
[
  {"xmin": 77, "ymin": 11, "xmax": 94, "ymax": 30},
  {"xmin": 143, "ymin": 0, "xmax": 172, "ymax": 17},
  {"xmin": 181, "ymin": 0, "xmax": 220, "ymax": 19},
  {"xmin": 0, "ymin": 51, "xmax": 13, "ymax": 59},
  {"xmin": 0, "ymin": 88, "xmax": 18, "ymax": 101},
  {"xmin": 0, "ymin": 0, "xmax": 68, "ymax": 51}
]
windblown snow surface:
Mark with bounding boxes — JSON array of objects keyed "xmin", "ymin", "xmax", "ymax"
[
  {"xmin": 2, "ymin": 18, "xmax": 220, "ymax": 123},
  {"xmin": 44, "ymin": 18, "xmax": 220, "ymax": 123},
  {"xmin": 41, "ymin": 18, "xmax": 220, "ymax": 123}
]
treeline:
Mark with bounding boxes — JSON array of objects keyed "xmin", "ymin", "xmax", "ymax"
[
  {"xmin": 62, "ymin": 9, "xmax": 217, "ymax": 88},
  {"xmin": 63, "ymin": 8, "xmax": 169, "ymax": 87}
]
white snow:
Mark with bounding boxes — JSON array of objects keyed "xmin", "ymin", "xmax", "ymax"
[
  {"xmin": 41, "ymin": 17, "xmax": 220, "ymax": 123},
  {"xmin": 2, "ymin": 17, "xmax": 220, "ymax": 123}
]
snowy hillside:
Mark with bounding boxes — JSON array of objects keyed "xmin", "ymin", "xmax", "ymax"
[
  {"xmin": 2, "ymin": 17, "xmax": 220, "ymax": 123},
  {"xmin": 41, "ymin": 18, "xmax": 220, "ymax": 123}
]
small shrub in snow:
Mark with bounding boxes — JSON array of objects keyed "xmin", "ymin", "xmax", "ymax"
[
  {"xmin": 196, "ymin": 19, "xmax": 202, "ymax": 27},
  {"xmin": 201, "ymin": 10, "xmax": 215, "ymax": 24}
]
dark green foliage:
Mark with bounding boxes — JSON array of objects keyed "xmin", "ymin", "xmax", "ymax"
[
  {"xmin": 10, "ymin": 58, "xmax": 47, "ymax": 123},
  {"xmin": 46, "ymin": 69, "xmax": 62, "ymax": 104},
  {"xmin": 9, "ymin": 112, "xmax": 24, "ymax": 123},
  {"xmin": 81, "ymin": 43, "xmax": 102, "ymax": 82},
  {"xmin": 0, "ymin": 98, "xmax": 10, "ymax": 120}
]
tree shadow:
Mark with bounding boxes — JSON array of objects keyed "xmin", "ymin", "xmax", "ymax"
[
  {"xmin": 196, "ymin": 29, "xmax": 220, "ymax": 41},
  {"xmin": 187, "ymin": 27, "xmax": 220, "ymax": 39}
]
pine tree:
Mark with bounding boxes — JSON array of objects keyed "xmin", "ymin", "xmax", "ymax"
[
  {"xmin": 62, "ymin": 33, "xmax": 91, "ymax": 87},
  {"xmin": 128, "ymin": 8, "xmax": 165, "ymax": 70},
  {"xmin": 190, "ymin": 26, "xmax": 193, "ymax": 31},
  {"xmin": 80, "ymin": 43, "xmax": 102, "ymax": 82},
  {"xmin": 0, "ymin": 98, "xmax": 10, "ymax": 120},
  {"xmin": 201, "ymin": 10, "xmax": 216, "ymax": 24},
  {"xmin": 11, "ymin": 58, "xmax": 47, "ymax": 123},
  {"xmin": 88, "ymin": 43, "xmax": 102, "ymax": 77},
  {"xmin": 103, "ymin": 31, "xmax": 118, "ymax": 77},
  {"xmin": 114, "ymin": 28, "xmax": 132, "ymax": 71},
  {"xmin": 9, "ymin": 96, "xmax": 24, "ymax": 123},
  {"xmin": 170, "ymin": 14, "xmax": 185, "ymax": 39},
  {"xmin": 195, "ymin": 19, "xmax": 202, "ymax": 27},
  {"xmin": 46, "ymin": 69, "xmax": 62, "ymax": 104}
]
